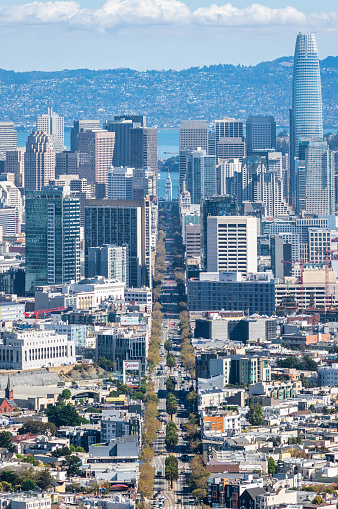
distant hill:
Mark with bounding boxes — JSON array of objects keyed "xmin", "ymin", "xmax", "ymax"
[{"xmin": 0, "ymin": 56, "xmax": 337, "ymax": 129}]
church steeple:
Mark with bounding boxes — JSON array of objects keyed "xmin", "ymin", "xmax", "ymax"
[{"xmin": 5, "ymin": 376, "xmax": 13, "ymax": 401}]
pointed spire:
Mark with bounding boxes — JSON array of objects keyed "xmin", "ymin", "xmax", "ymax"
[{"xmin": 5, "ymin": 376, "xmax": 13, "ymax": 401}]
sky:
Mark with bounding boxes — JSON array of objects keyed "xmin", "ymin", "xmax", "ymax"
[{"xmin": 0, "ymin": 0, "xmax": 337, "ymax": 71}]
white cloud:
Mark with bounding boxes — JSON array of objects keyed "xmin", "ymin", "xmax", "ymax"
[{"xmin": 0, "ymin": 0, "xmax": 337, "ymax": 31}]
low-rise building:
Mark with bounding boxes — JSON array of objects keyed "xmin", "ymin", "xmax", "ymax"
[
  {"xmin": 0, "ymin": 328, "xmax": 76, "ymax": 369},
  {"xmin": 188, "ymin": 272, "xmax": 275, "ymax": 316}
]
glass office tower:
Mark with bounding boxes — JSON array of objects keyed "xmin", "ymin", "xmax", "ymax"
[
  {"xmin": 289, "ymin": 32, "xmax": 323, "ymax": 203},
  {"xmin": 25, "ymin": 186, "xmax": 81, "ymax": 295}
]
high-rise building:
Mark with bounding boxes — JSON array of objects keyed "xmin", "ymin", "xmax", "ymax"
[
  {"xmin": 71, "ymin": 120, "xmax": 100, "ymax": 152},
  {"xmin": 290, "ymin": 33, "xmax": 323, "ymax": 203},
  {"xmin": 297, "ymin": 141, "xmax": 335, "ymax": 216},
  {"xmin": 104, "ymin": 118, "xmax": 142, "ymax": 167},
  {"xmin": 201, "ymin": 195, "xmax": 238, "ymax": 270},
  {"xmin": 24, "ymin": 132, "xmax": 55, "ymax": 191},
  {"xmin": 87, "ymin": 244, "xmax": 129, "ymax": 283},
  {"xmin": 78, "ymin": 130, "xmax": 115, "ymax": 196},
  {"xmin": 36, "ymin": 108, "xmax": 64, "ymax": 153},
  {"xmin": 5, "ymin": 147, "xmax": 25, "ymax": 188},
  {"xmin": 216, "ymin": 158, "xmax": 242, "ymax": 196},
  {"xmin": 246, "ymin": 116, "xmax": 276, "ymax": 153},
  {"xmin": 25, "ymin": 186, "xmax": 81, "ymax": 295},
  {"xmin": 107, "ymin": 166, "xmax": 134, "ymax": 200},
  {"xmin": 132, "ymin": 167, "xmax": 157, "ymax": 199},
  {"xmin": 85, "ymin": 199, "xmax": 152, "ymax": 288},
  {"xmin": 185, "ymin": 148, "xmax": 216, "ymax": 204},
  {"xmin": 0, "ymin": 122, "xmax": 17, "ymax": 161},
  {"xmin": 214, "ymin": 118, "xmax": 246, "ymax": 162},
  {"xmin": 129, "ymin": 127, "xmax": 157, "ymax": 169},
  {"xmin": 55, "ymin": 151, "xmax": 79, "ymax": 177},
  {"xmin": 206, "ymin": 216, "xmax": 258, "ymax": 275},
  {"xmin": 179, "ymin": 120, "xmax": 208, "ymax": 191}
]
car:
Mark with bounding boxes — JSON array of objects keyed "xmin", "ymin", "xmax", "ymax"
[{"xmin": 156, "ymin": 470, "xmax": 162, "ymax": 477}]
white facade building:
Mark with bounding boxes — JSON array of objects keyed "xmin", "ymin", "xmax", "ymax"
[
  {"xmin": 206, "ymin": 216, "xmax": 258, "ymax": 275},
  {"xmin": 0, "ymin": 329, "xmax": 76, "ymax": 370},
  {"xmin": 125, "ymin": 287, "xmax": 152, "ymax": 308},
  {"xmin": 36, "ymin": 107, "xmax": 64, "ymax": 153},
  {"xmin": 107, "ymin": 166, "xmax": 134, "ymax": 200},
  {"xmin": 318, "ymin": 364, "xmax": 338, "ymax": 387}
]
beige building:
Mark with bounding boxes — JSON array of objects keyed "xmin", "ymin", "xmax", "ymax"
[
  {"xmin": 186, "ymin": 224, "xmax": 201, "ymax": 259},
  {"xmin": 206, "ymin": 216, "xmax": 258, "ymax": 275},
  {"xmin": 5, "ymin": 147, "xmax": 25, "ymax": 188},
  {"xmin": 36, "ymin": 107, "xmax": 64, "ymax": 153},
  {"xmin": 24, "ymin": 132, "xmax": 55, "ymax": 191},
  {"xmin": 79, "ymin": 130, "xmax": 115, "ymax": 195}
]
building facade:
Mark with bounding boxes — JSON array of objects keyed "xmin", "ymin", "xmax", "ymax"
[
  {"xmin": 85, "ymin": 199, "xmax": 152, "ymax": 288},
  {"xmin": 25, "ymin": 186, "xmax": 81, "ymax": 295},
  {"xmin": 0, "ymin": 329, "xmax": 76, "ymax": 370},
  {"xmin": 24, "ymin": 132, "xmax": 55, "ymax": 191}
]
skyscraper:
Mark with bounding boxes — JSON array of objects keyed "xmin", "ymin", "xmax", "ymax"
[
  {"xmin": 130, "ymin": 127, "xmax": 158, "ymax": 196},
  {"xmin": 185, "ymin": 148, "xmax": 216, "ymax": 204},
  {"xmin": 85, "ymin": 199, "xmax": 152, "ymax": 288},
  {"xmin": 201, "ymin": 195, "xmax": 238, "ymax": 270},
  {"xmin": 25, "ymin": 186, "xmax": 81, "ymax": 295},
  {"xmin": 0, "ymin": 122, "xmax": 17, "ymax": 161},
  {"xmin": 78, "ymin": 130, "xmax": 115, "ymax": 196},
  {"xmin": 179, "ymin": 120, "xmax": 208, "ymax": 192},
  {"xmin": 290, "ymin": 33, "xmax": 323, "ymax": 203},
  {"xmin": 70, "ymin": 120, "xmax": 100, "ymax": 152},
  {"xmin": 297, "ymin": 141, "xmax": 335, "ymax": 216},
  {"xmin": 206, "ymin": 216, "xmax": 258, "ymax": 276},
  {"xmin": 107, "ymin": 166, "xmax": 134, "ymax": 200},
  {"xmin": 36, "ymin": 108, "xmax": 64, "ymax": 153},
  {"xmin": 24, "ymin": 132, "xmax": 55, "ymax": 191},
  {"xmin": 246, "ymin": 116, "xmax": 276, "ymax": 154}
]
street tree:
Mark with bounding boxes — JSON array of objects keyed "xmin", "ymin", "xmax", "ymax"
[
  {"xmin": 165, "ymin": 376, "xmax": 176, "ymax": 393},
  {"xmin": 164, "ymin": 339, "xmax": 173, "ymax": 352},
  {"xmin": 166, "ymin": 392, "xmax": 178, "ymax": 421},
  {"xmin": 166, "ymin": 353, "xmax": 176, "ymax": 370},
  {"xmin": 165, "ymin": 454, "xmax": 178, "ymax": 489}
]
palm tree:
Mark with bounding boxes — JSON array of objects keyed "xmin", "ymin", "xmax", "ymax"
[{"xmin": 165, "ymin": 454, "xmax": 178, "ymax": 489}]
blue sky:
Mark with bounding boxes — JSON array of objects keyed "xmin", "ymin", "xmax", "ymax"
[{"xmin": 0, "ymin": 0, "xmax": 337, "ymax": 71}]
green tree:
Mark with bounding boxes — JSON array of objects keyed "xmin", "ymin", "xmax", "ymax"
[
  {"xmin": 19, "ymin": 420, "xmax": 57, "ymax": 436},
  {"xmin": 62, "ymin": 455, "xmax": 82, "ymax": 476},
  {"xmin": 21, "ymin": 479, "xmax": 36, "ymax": 491},
  {"xmin": 192, "ymin": 488, "xmax": 207, "ymax": 501},
  {"xmin": 36, "ymin": 469, "xmax": 54, "ymax": 490},
  {"xmin": 165, "ymin": 422, "xmax": 178, "ymax": 451},
  {"xmin": 166, "ymin": 392, "xmax": 178, "ymax": 421},
  {"xmin": 45, "ymin": 401, "xmax": 88, "ymax": 428},
  {"xmin": 246, "ymin": 403, "xmax": 265, "ymax": 426},
  {"xmin": 165, "ymin": 376, "xmax": 176, "ymax": 393},
  {"xmin": 165, "ymin": 454, "xmax": 178, "ymax": 489},
  {"xmin": 312, "ymin": 495, "xmax": 325, "ymax": 505},
  {"xmin": 118, "ymin": 384, "xmax": 131, "ymax": 396},
  {"xmin": 60, "ymin": 388, "xmax": 72, "ymax": 400},
  {"xmin": 268, "ymin": 456, "xmax": 276, "ymax": 475},
  {"xmin": 166, "ymin": 353, "xmax": 176, "ymax": 369},
  {"xmin": 0, "ymin": 431, "xmax": 16, "ymax": 453},
  {"xmin": 0, "ymin": 470, "xmax": 20, "ymax": 485},
  {"xmin": 164, "ymin": 339, "xmax": 173, "ymax": 352}
]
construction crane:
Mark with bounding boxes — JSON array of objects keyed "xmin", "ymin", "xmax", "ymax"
[{"xmin": 24, "ymin": 306, "xmax": 66, "ymax": 323}]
